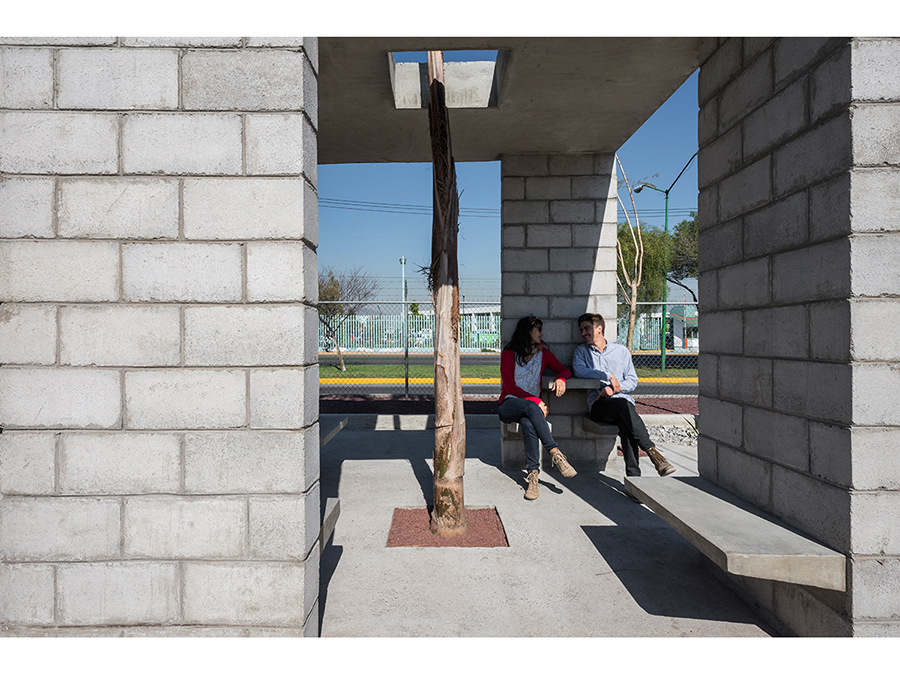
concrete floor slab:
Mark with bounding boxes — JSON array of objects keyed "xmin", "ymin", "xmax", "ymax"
[{"xmin": 318, "ymin": 414, "xmax": 776, "ymax": 637}]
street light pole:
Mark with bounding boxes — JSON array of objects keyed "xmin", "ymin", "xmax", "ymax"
[
  {"xmin": 400, "ymin": 256, "xmax": 409, "ymax": 396},
  {"xmin": 634, "ymin": 151, "xmax": 697, "ymax": 373}
]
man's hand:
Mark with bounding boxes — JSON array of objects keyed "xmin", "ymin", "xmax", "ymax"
[
  {"xmin": 599, "ymin": 385, "xmax": 615, "ymax": 398},
  {"xmin": 538, "ymin": 400, "xmax": 549, "ymax": 417},
  {"xmin": 609, "ymin": 373, "xmax": 622, "ymax": 394},
  {"xmin": 550, "ymin": 378, "xmax": 566, "ymax": 397}
]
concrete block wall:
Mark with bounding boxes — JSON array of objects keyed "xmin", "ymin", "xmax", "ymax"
[
  {"xmin": 500, "ymin": 154, "xmax": 619, "ymax": 467},
  {"xmin": 697, "ymin": 37, "xmax": 900, "ymax": 636},
  {"xmin": 0, "ymin": 37, "xmax": 320, "ymax": 636}
]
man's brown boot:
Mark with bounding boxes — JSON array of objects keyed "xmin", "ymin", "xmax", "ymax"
[
  {"xmin": 550, "ymin": 448, "xmax": 577, "ymax": 478},
  {"xmin": 525, "ymin": 470, "xmax": 540, "ymax": 500},
  {"xmin": 645, "ymin": 446, "xmax": 676, "ymax": 476}
]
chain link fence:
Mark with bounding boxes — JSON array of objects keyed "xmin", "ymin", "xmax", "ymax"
[{"xmin": 318, "ymin": 301, "xmax": 698, "ymax": 399}]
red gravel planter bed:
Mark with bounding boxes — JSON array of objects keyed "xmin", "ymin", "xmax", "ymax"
[{"xmin": 386, "ymin": 506, "xmax": 509, "ymax": 548}]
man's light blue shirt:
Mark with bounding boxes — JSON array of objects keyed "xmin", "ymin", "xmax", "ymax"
[{"xmin": 571, "ymin": 341, "xmax": 639, "ymax": 408}]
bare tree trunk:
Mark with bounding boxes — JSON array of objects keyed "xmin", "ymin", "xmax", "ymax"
[
  {"xmin": 427, "ymin": 51, "xmax": 466, "ymax": 538},
  {"xmin": 627, "ymin": 283, "xmax": 638, "ymax": 352}
]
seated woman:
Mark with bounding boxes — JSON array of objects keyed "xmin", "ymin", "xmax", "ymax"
[{"xmin": 498, "ymin": 316, "xmax": 576, "ymax": 500}]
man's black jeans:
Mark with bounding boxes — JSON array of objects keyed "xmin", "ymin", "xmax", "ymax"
[{"xmin": 589, "ymin": 397, "xmax": 654, "ymax": 476}]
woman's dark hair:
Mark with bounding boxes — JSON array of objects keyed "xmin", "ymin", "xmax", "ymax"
[{"xmin": 503, "ymin": 316, "xmax": 542, "ymax": 366}]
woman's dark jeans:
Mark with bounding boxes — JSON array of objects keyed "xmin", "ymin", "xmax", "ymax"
[{"xmin": 499, "ymin": 396, "xmax": 558, "ymax": 472}]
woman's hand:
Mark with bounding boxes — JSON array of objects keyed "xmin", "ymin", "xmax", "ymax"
[
  {"xmin": 538, "ymin": 400, "xmax": 549, "ymax": 417},
  {"xmin": 550, "ymin": 378, "xmax": 566, "ymax": 397}
]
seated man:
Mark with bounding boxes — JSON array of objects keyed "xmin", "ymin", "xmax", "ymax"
[{"xmin": 571, "ymin": 313, "xmax": 675, "ymax": 478}]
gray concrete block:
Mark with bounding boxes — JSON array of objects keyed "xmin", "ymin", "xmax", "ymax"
[
  {"xmin": 572, "ymin": 176, "xmax": 612, "ymax": 199},
  {"xmin": 717, "ymin": 355, "xmax": 772, "ymax": 408},
  {"xmin": 525, "ymin": 176, "xmax": 571, "ymax": 200},
  {"xmin": 124, "ymin": 496, "xmax": 246, "ymax": 558},
  {"xmin": 772, "ymin": 239, "xmax": 850, "ymax": 305},
  {"xmin": 698, "ymin": 96, "xmax": 718, "ymax": 147},
  {"xmin": 57, "ymin": 562, "xmax": 179, "ymax": 625},
  {"xmin": 0, "ymin": 47, "xmax": 53, "ymax": 108},
  {"xmin": 549, "ymin": 154, "xmax": 596, "ymax": 176},
  {"xmin": 572, "ymin": 221, "xmax": 615, "ymax": 248},
  {"xmin": 184, "ymin": 430, "xmax": 311, "ymax": 493},
  {"xmin": 183, "ymin": 177, "xmax": 307, "ymax": 240},
  {"xmin": 525, "ymin": 272, "xmax": 570, "ymax": 296},
  {"xmin": 527, "ymin": 224, "xmax": 572, "ymax": 248},
  {"xmin": 810, "ymin": 44, "xmax": 850, "ymax": 123},
  {"xmin": 500, "ymin": 296, "xmax": 548, "ymax": 322},
  {"xmin": 697, "ymin": 310, "xmax": 741, "ymax": 355},
  {"xmin": 850, "ymin": 492, "xmax": 900, "ymax": 556},
  {"xmin": 249, "ymin": 486, "xmax": 320, "ymax": 560},
  {"xmin": 697, "ymin": 268, "xmax": 718, "ymax": 311},
  {"xmin": 501, "ymin": 224, "xmax": 525, "ymax": 248},
  {"xmin": 247, "ymin": 241, "xmax": 310, "ymax": 302},
  {"xmin": 850, "ymin": 557, "xmax": 900, "ymax": 620},
  {"xmin": 744, "ymin": 407, "xmax": 809, "ymax": 471},
  {"xmin": 697, "ymin": 183, "xmax": 718, "ymax": 231},
  {"xmin": 773, "ymin": 115, "xmax": 851, "ymax": 198},
  {"xmin": 0, "ymin": 497, "xmax": 120, "ymax": 561},
  {"xmin": 549, "ymin": 200, "xmax": 595, "ymax": 224},
  {"xmin": 122, "ymin": 242, "xmax": 242, "ymax": 303},
  {"xmin": 808, "ymin": 421, "xmax": 851, "ymax": 489},
  {"xmin": 851, "ymin": 39, "xmax": 900, "ymax": 101},
  {"xmin": 124, "ymin": 369, "xmax": 246, "ymax": 430},
  {"xmin": 718, "ymin": 49, "xmax": 773, "ymax": 131},
  {"xmin": 501, "ymin": 176, "xmax": 525, "ymax": 200},
  {"xmin": 0, "ymin": 368, "xmax": 121, "ymax": 429},
  {"xmin": 770, "ymin": 582, "xmax": 851, "ymax": 637},
  {"xmin": 502, "ymin": 155, "xmax": 549, "ymax": 177},
  {"xmin": 698, "ymin": 353, "xmax": 718, "ymax": 398},
  {"xmin": 809, "ymin": 172, "xmax": 850, "ymax": 242},
  {"xmin": 59, "ymin": 177, "xmax": 179, "ymax": 239},
  {"xmin": 59, "ymin": 433, "xmax": 181, "ymax": 495},
  {"xmin": 0, "ymin": 432, "xmax": 56, "ymax": 495},
  {"xmin": 743, "ymin": 191, "xmax": 808, "ymax": 258},
  {"xmin": 245, "ymin": 113, "xmax": 315, "ymax": 180},
  {"xmin": 845, "ymin": 426, "xmax": 900, "ymax": 491},
  {"xmin": 182, "ymin": 50, "xmax": 308, "ymax": 111},
  {"xmin": 717, "ymin": 257, "xmax": 769, "ymax": 309},
  {"xmin": 122, "ymin": 113, "xmax": 242, "ymax": 175},
  {"xmin": 0, "ymin": 304, "xmax": 56, "ymax": 365},
  {"xmin": 744, "ymin": 305, "xmax": 808, "ymax": 360},
  {"xmin": 849, "ymin": 298, "xmax": 900, "ymax": 361},
  {"xmin": 851, "ymin": 234, "xmax": 900, "ymax": 297},
  {"xmin": 773, "ymin": 37, "xmax": 846, "ymax": 87},
  {"xmin": 60, "ymin": 305, "xmax": 181, "ymax": 367},
  {"xmin": 550, "ymin": 247, "xmax": 609, "ymax": 272},
  {"xmin": 743, "ymin": 77, "xmax": 808, "ymax": 160},
  {"xmin": 570, "ymin": 270, "xmax": 616, "ymax": 296},
  {"xmin": 57, "ymin": 48, "xmax": 178, "ymax": 109},
  {"xmin": 773, "ymin": 359, "xmax": 852, "ymax": 425},
  {"xmin": 0, "ymin": 176, "xmax": 54, "ymax": 238},
  {"xmin": 850, "ymin": 168, "xmax": 900, "ymax": 233},
  {"xmin": 698, "ymin": 396, "xmax": 742, "ymax": 448},
  {"xmin": 697, "ymin": 435, "xmax": 718, "ymax": 480},
  {"xmin": 808, "ymin": 300, "xmax": 850, "ymax": 361},
  {"xmin": 0, "ymin": 111, "xmax": 118, "ymax": 174},
  {"xmin": 852, "ymin": 363, "xmax": 900, "ymax": 426},
  {"xmin": 249, "ymin": 367, "xmax": 317, "ymax": 429},
  {"xmin": 0, "ymin": 563, "xmax": 55, "ymax": 625},
  {"xmin": 0, "ymin": 38, "xmax": 116, "ymax": 46},
  {"xmin": 771, "ymin": 463, "xmax": 850, "ymax": 552},
  {"xmin": 698, "ymin": 37, "xmax": 743, "ymax": 104},
  {"xmin": 697, "ymin": 125, "xmax": 741, "ymax": 190},
  {"xmin": 716, "ymin": 443, "xmax": 772, "ymax": 509},
  {"xmin": 184, "ymin": 306, "xmax": 306, "ymax": 367},
  {"xmin": 697, "ymin": 217, "xmax": 743, "ymax": 271},
  {"xmin": 502, "ymin": 200, "xmax": 549, "ymax": 224},
  {"xmin": 0, "ymin": 240, "xmax": 119, "ymax": 302},
  {"xmin": 500, "ymin": 248, "xmax": 548, "ymax": 272},
  {"xmin": 743, "ymin": 38, "xmax": 776, "ymax": 63},
  {"xmin": 183, "ymin": 562, "xmax": 308, "ymax": 626},
  {"xmin": 120, "ymin": 37, "xmax": 241, "ymax": 48},
  {"xmin": 719, "ymin": 156, "xmax": 772, "ymax": 222}
]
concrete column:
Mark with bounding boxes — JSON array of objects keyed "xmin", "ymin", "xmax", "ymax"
[
  {"xmin": 697, "ymin": 37, "xmax": 900, "ymax": 636},
  {"xmin": 0, "ymin": 37, "xmax": 320, "ymax": 636},
  {"xmin": 499, "ymin": 153, "xmax": 618, "ymax": 468}
]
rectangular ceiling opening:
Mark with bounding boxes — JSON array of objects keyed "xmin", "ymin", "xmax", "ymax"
[{"xmin": 388, "ymin": 49, "xmax": 507, "ymax": 109}]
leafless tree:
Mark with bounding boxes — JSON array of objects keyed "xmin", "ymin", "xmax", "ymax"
[
  {"xmin": 318, "ymin": 265, "xmax": 378, "ymax": 371},
  {"xmin": 615, "ymin": 154, "xmax": 644, "ymax": 352}
]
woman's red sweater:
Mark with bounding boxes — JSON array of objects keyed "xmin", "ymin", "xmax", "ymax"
[{"xmin": 498, "ymin": 345, "xmax": 572, "ymax": 405}]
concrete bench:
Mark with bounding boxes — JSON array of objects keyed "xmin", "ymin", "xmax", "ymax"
[{"xmin": 625, "ymin": 475, "xmax": 846, "ymax": 592}]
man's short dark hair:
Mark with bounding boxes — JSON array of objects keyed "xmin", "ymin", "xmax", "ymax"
[{"xmin": 577, "ymin": 313, "xmax": 605, "ymax": 331}]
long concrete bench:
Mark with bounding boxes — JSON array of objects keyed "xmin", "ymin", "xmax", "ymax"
[{"xmin": 625, "ymin": 475, "xmax": 846, "ymax": 592}]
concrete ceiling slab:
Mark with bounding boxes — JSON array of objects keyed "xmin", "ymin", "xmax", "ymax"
[{"xmin": 318, "ymin": 37, "xmax": 700, "ymax": 164}]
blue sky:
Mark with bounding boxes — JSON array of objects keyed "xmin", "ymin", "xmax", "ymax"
[{"xmin": 318, "ymin": 67, "xmax": 700, "ymax": 303}]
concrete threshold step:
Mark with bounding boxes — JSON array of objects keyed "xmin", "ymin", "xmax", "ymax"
[{"xmin": 625, "ymin": 475, "xmax": 846, "ymax": 592}]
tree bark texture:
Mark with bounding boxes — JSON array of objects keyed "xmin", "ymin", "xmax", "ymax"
[{"xmin": 427, "ymin": 51, "xmax": 467, "ymax": 538}]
